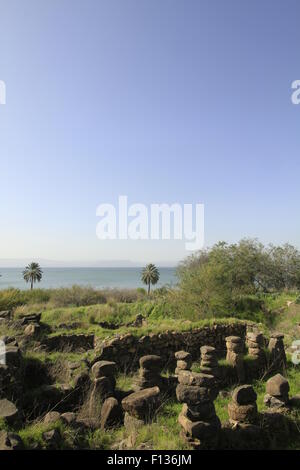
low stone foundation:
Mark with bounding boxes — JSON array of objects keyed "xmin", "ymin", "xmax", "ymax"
[{"xmin": 95, "ymin": 322, "xmax": 248, "ymax": 371}]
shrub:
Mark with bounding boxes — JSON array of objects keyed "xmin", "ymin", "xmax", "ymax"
[
  {"xmin": 0, "ymin": 288, "xmax": 24, "ymax": 311},
  {"xmin": 50, "ymin": 285, "xmax": 107, "ymax": 307}
]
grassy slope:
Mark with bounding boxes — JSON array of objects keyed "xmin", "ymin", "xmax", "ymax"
[{"xmin": 1, "ymin": 290, "xmax": 300, "ymax": 449}]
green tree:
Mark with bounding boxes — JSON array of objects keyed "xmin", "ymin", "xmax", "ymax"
[
  {"xmin": 176, "ymin": 239, "xmax": 300, "ymax": 318},
  {"xmin": 141, "ymin": 263, "xmax": 160, "ymax": 295},
  {"xmin": 23, "ymin": 262, "xmax": 43, "ymax": 290}
]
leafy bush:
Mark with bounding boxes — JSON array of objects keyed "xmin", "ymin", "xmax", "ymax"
[
  {"xmin": 50, "ymin": 285, "xmax": 107, "ymax": 307},
  {"xmin": 174, "ymin": 239, "xmax": 300, "ymax": 321},
  {"xmin": 0, "ymin": 285, "xmax": 147, "ymax": 311},
  {"xmin": 0, "ymin": 288, "xmax": 25, "ymax": 311},
  {"xmin": 101, "ymin": 288, "xmax": 143, "ymax": 303}
]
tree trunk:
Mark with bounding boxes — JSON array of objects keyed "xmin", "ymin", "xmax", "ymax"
[
  {"xmin": 148, "ymin": 281, "xmax": 151, "ymax": 295},
  {"xmin": 31, "ymin": 279, "xmax": 33, "ymax": 290}
]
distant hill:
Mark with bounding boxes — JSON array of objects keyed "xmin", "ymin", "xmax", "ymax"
[{"xmin": 0, "ymin": 258, "xmax": 177, "ymax": 268}]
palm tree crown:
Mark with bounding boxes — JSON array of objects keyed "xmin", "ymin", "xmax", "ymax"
[
  {"xmin": 141, "ymin": 263, "xmax": 160, "ymax": 295},
  {"xmin": 23, "ymin": 262, "xmax": 43, "ymax": 290}
]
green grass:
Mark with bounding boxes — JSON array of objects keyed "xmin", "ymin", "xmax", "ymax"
[
  {"xmin": 111, "ymin": 399, "xmax": 192, "ymax": 450},
  {"xmin": 18, "ymin": 420, "xmax": 68, "ymax": 449},
  {"xmin": 0, "ymin": 286, "xmax": 146, "ymax": 312},
  {"xmin": 263, "ymin": 292, "xmax": 299, "ymax": 312},
  {"xmin": 32, "ymin": 302, "xmax": 247, "ymax": 341},
  {"xmin": 14, "ymin": 398, "xmax": 192, "ymax": 450},
  {"xmin": 214, "ymin": 361, "xmax": 300, "ymax": 427},
  {"xmin": 0, "ymin": 417, "xmax": 10, "ymax": 432},
  {"xmin": 23, "ymin": 350, "xmax": 92, "ymax": 364},
  {"xmin": 115, "ymin": 373, "xmax": 135, "ymax": 391},
  {"xmin": 214, "ymin": 392, "xmax": 231, "ymax": 423},
  {"xmin": 85, "ymin": 428, "xmax": 118, "ymax": 449},
  {"xmin": 2, "ymin": 284, "xmax": 300, "ymax": 450}
]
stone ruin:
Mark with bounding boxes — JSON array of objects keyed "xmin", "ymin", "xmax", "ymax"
[
  {"xmin": 228, "ymin": 384, "xmax": 258, "ymax": 425},
  {"xmin": 90, "ymin": 360, "xmax": 117, "ymax": 403},
  {"xmin": 268, "ymin": 333, "xmax": 287, "ymax": 370},
  {"xmin": 176, "ymin": 370, "xmax": 220, "ymax": 448},
  {"xmin": 1, "ymin": 309, "xmax": 299, "ymax": 451},
  {"xmin": 264, "ymin": 373, "xmax": 290, "ymax": 409},
  {"xmin": 89, "ymin": 360, "xmax": 121, "ymax": 429},
  {"xmin": 174, "ymin": 350, "xmax": 192, "ymax": 375},
  {"xmin": 200, "ymin": 345, "xmax": 220, "ymax": 378},
  {"xmin": 134, "ymin": 355, "xmax": 164, "ymax": 391},
  {"xmin": 121, "ymin": 386, "xmax": 160, "ymax": 430},
  {"xmin": 246, "ymin": 331, "xmax": 265, "ymax": 363},
  {"xmin": 225, "ymin": 336, "xmax": 245, "ymax": 382},
  {"xmin": 222, "ymin": 384, "xmax": 267, "ymax": 449}
]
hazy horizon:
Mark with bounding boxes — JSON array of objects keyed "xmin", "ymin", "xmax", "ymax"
[{"xmin": 0, "ymin": 258, "xmax": 178, "ymax": 268}]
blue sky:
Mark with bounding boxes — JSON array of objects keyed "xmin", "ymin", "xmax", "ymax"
[{"xmin": 0, "ymin": 0, "xmax": 300, "ymax": 265}]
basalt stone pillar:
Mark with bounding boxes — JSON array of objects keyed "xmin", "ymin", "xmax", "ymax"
[
  {"xmin": 122, "ymin": 386, "xmax": 161, "ymax": 430},
  {"xmin": 175, "ymin": 351, "xmax": 192, "ymax": 376},
  {"xmin": 100, "ymin": 397, "xmax": 122, "ymax": 430},
  {"xmin": 176, "ymin": 371, "xmax": 220, "ymax": 448},
  {"xmin": 91, "ymin": 361, "xmax": 116, "ymax": 387},
  {"xmin": 268, "ymin": 333, "xmax": 287, "ymax": 371},
  {"xmin": 200, "ymin": 346, "xmax": 220, "ymax": 378},
  {"xmin": 228, "ymin": 385, "xmax": 258, "ymax": 425},
  {"xmin": 89, "ymin": 361, "xmax": 117, "ymax": 416},
  {"xmin": 225, "ymin": 336, "xmax": 245, "ymax": 382},
  {"xmin": 246, "ymin": 332, "xmax": 265, "ymax": 362},
  {"xmin": 135, "ymin": 355, "xmax": 164, "ymax": 391},
  {"xmin": 264, "ymin": 373, "xmax": 290, "ymax": 409}
]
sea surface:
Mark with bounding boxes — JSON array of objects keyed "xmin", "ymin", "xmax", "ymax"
[{"xmin": 0, "ymin": 267, "xmax": 177, "ymax": 290}]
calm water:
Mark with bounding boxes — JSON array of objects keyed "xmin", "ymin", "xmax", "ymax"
[{"xmin": 0, "ymin": 267, "xmax": 177, "ymax": 290}]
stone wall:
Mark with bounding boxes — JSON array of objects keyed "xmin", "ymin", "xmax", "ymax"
[{"xmin": 94, "ymin": 322, "xmax": 248, "ymax": 371}]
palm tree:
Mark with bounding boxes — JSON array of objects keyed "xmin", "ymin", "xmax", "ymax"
[
  {"xmin": 141, "ymin": 263, "xmax": 160, "ymax": 295},
  {"xmin": 23, "ymin": 262, "xmax": 43, "ymax": 290}
]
